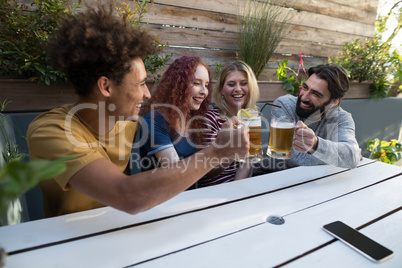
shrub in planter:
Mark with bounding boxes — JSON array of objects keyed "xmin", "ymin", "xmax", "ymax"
[
  {"xmin": 329, "ymin": 2, "xmax": 402, "ymax": 99},
  {"xmin": 0, "ymin": 0, "xmax": 82, "ymax": 85},
  {"xmin": 0, "ymin": 0, "xmax": 171, "ymax": 85},
  {"xmin": 329, "ymin": 37, "xmax": 400, "ymax": 99},
  {"xmin": 237, "ymin": 0, "xmax": 291, "ymax": 79}
]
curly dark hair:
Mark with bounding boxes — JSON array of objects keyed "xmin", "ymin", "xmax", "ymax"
[
  {"xmin": 47, "ymin": 2, "xmax": 161, "ymax": 96},
  {"xmin": 141, "ymin": 56, "xmax": 212, "ymax": 144}
]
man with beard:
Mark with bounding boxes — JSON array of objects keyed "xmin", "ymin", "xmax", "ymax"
[{"xmin": 256, "ymin": 64, "xmax": 360, "ymax": 173}]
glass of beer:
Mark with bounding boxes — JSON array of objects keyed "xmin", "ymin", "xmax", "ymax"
[
  {"xmin": 267, "ymin": 116, "xmax": 295, "ymax": 159},
  {"xmin": 237, "ymin": 108, "xmax": 263, "ymax": 162}
]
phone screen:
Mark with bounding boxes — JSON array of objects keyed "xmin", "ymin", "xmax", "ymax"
[{"xmin": 323, "ymin": 221, "xmax": 393, "ymax": 263}]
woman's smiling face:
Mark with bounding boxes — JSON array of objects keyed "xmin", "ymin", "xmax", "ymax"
[
  {"xmin": 187, "ymin": 64, "xmax": 209, "ymax": 111},
  {"xmin": 221, "ymin": 70, "xmax": 249, "ymax": 116}
]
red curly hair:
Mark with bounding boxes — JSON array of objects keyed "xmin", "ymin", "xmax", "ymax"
[{"xmin": 141, "ymin": 56, "xmax": 212, "ymax": 144}]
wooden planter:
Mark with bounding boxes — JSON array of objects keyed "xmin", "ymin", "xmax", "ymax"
[
  {"xmin": 0, "ymin": 79, "xmax": 157, "ymax": 113},
  {"xmin": 257, "ymin": 81, "xmax": 371, "ymax": 102},
  {"xmin": 0, "ymin": 79, "xmax": 77, "ymax": 112},
  {"xmin": 0, "ymin": 79, "xmax": 371, "ymax": 112}
]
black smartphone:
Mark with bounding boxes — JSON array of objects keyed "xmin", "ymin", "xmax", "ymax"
[{"xmin": 323, "ymin": 221, "xmax": 394, "ymax": 263}]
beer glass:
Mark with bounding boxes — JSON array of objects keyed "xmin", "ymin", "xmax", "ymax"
[
  {"xmin": 238, "ymin": 109, "xmax": 263, "ymax": 162},
  {"xmin": 267, "ymin": 117, "xmax": 295, "ymax": 159}
]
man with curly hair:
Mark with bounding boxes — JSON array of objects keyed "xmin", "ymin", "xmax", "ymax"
[{"xmin": 27, "ymin": 3, "xmax": 249, "ymax": 217}]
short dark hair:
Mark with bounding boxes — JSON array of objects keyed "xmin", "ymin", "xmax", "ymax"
[
  {"xmin": 308, "ymin": 64, "xmax": 350, "ymax": 99},
  {"xmin": 47, "ymin": 3, "xmax": 161, "ymax": 97}
]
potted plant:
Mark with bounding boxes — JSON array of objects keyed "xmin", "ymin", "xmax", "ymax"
[
  {"xmin": 236, "ymin": 0, "xmax": 291, "ymax": 79},
  {"xmin": 329, "ymin": 1, "xmax": 402, "ymax": 99},
  {"xmin": 0, "ymin": 0, "xmax": 171, "ymax": 112},
  {"xmin": 0, "ymin": 0, "xmax": 82, "ymax": 84},
  {"xmin": 275, "ymin": 53, "xmax": 372, "ymax": 99}
]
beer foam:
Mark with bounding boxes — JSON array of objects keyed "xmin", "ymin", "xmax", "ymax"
[
  {"xmin": 242, "ymin": 116, "xmax": 261, "ymax": 127},
  {"xmin": 271, "ymin": 122, "xmax": 294, "ymax": 129}
]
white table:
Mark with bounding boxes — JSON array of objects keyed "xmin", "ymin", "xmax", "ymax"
[{"xmin": 1, "ymin": 158, "xmax": 401, "ymax": 267}]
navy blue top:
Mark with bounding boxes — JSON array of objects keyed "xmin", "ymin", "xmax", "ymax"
[{"xmin": 139, "ymin": 111, "xmax": 198, "ymax": 171}]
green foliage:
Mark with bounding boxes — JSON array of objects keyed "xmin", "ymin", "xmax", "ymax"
[
  {"xmin": 0, "ymin": 100, "xmax": 27, "ymax": 163},
  {"xmin": 329, "ymin": 38, "xmax": 393, "ymax": 81},
  {"xmin": 369, "ymin": 77, "xmax": 391, "ymax": 99},
  {"xmin": 276, "ymin": 54, "xmax": 308, "ymax": 96},
  {"xmin": 143, "ymin": 40, "xmax": 172, "ymax": 82},
  {"xmin": 276, "ymin": 60, "xmax": 302, "ymax": 96},
  {"xmin": 329, "ymin": 37, "xmax": 400, "ymax": 99},
  {"xmin": 214, "ymin": 63, "xmax": 222, "ymax": 80},
  {"xmin": 329, "ymin": 1, "xmax": 402, "ymax": 99},
  {"xmin": 0, "ymin": 0, "xmax": 171, "ymax": 85},
  {"xmin": 367, "ymin": 138, "xmax": 402, "ymax": 165},
  {"xmin": 114, "ymin": 0, "xmax": 150, "ymax": 26},
  {"xmin": 0, "ymin": 156, "xmax": 74, "ymax": 218},
  {"xmin": 237, "ymin": 0, "xmax": 291, "ymax": 79},
  {"xmin": 114, "ymin": 0, "xmax": 172, "ymax": 82},
  {"xmin": 0, "ymin": 0, "xmax": 81, "ymax": 85}
]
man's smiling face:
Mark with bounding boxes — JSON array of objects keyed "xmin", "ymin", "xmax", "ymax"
[{"xmin": 296, "ymin": 73, "xmax": 333, "ymax": 119}]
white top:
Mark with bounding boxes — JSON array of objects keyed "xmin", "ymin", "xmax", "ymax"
[{"xmin": 1, "ymin": 158, "xmax": 401, "ymax": 267}]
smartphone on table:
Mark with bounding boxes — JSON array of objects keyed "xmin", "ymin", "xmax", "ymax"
[{"xmin": 323, "ymin": 221, "xmax": 393, "ymax": 263}]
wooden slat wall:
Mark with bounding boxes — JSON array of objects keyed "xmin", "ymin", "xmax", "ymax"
[
  {"xmin": 18, "ymin": 0, "xmax": 379, "ymax": 81},
  {"xmin": 137, "ymin": 0, "xmax": 379, "ymax": 80}
]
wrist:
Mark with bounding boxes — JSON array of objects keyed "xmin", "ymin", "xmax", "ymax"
[{"xmin": 309, "ymin": 137, "xmax": 319, "ymax": 153}]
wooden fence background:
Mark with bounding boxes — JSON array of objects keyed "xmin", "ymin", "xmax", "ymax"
[
  {"xmin": 2, "ymin": 0, "xmax": 378, "ymax": 112},
  {"xmin": 18, "ymin": 0, "xmax": 380, "ymax": 80},
  {"xmin": 138, "ymin": 0, "xmax": 379, "ymax": 80}
]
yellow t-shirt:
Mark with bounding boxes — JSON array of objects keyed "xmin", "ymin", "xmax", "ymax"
[{"xmin": 27, "ymin": 104, "xmax": 138, "ymax": 217}]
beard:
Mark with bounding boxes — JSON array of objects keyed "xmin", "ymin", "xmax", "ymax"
[{"xmin": 296, "ymin": 95, "xmax": 331, "ymax": 120}]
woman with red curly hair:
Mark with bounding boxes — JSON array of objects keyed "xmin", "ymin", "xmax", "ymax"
[{"xmin": 139, "ymin": 56, "xmax": 212, "ymax": 182}]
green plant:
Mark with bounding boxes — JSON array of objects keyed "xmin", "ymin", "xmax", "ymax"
[
  {"xmin": 0, "ymin": 156, "xmax": 73, "ymax": 218},
  {"xmin": 237, "ymin": 0, "xmax": 291, "ymax": 79},
  {"xmin": 369, "ymin": 77, "xmax": 392, "ymax": 99},
  {"xmin": 0, "ymin": 100, "xmax": 27, "ymax": 163},
  {"xmin": 276, "ymin": 54, "xmax": 308, "ymax": 96},
  {"xmin": 0, "ymin": 0, "xmax": 82, "ymax": 85},
  {"xmin": 113, "ymin": 0, "xmax": 172, "ymax": 82},
  {"xmin": 329, "ymin": 38, "xmax": 399, "ymax": 99},
  {"xmin": 329, "ymin": 1, "xmax": 401, "ymax": 99},
  {"xmin": 144, "ymin": 45, "xmax": 172, "ymax": 82},
  {"xmin": 367, "ymin": 138, "xmax": 402, "ymax": 165},
  {"xmin": 214, "ymin": 63, "xmax": 222, "ymax": 80},
  {"xmin": 0, "ymin": 0, "xmax": 171, "ymax": 85}
]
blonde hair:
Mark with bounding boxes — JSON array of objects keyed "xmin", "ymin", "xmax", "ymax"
[{"xmin": 212, "ymin": 60, "xmax": 259, "ymax": 118}]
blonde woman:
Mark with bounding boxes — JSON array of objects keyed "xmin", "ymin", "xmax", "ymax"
[{"xmin": 199, "ymin": 60, "xmax": 260, "ymax": 187}]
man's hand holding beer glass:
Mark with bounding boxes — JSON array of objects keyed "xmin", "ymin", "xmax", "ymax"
[{"xmin": 294, "ymin": 121, "xmax": 318, "ymax": 154}]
